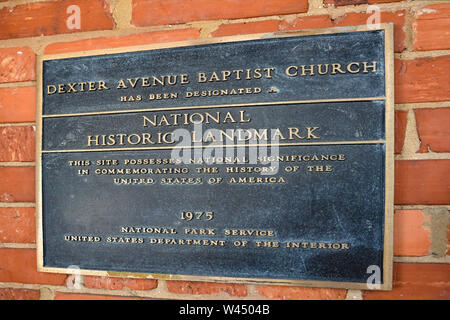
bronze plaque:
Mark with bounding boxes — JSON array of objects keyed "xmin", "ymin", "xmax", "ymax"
[{"xmin": 37, "ymin": 25, "xmax": 394, "ymax": 289}]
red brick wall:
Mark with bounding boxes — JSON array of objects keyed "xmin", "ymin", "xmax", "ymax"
[{"xmin": 0, "ymin": 0, "xmax": 449, "ymax": 300}]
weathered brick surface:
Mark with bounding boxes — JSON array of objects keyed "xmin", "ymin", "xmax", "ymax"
[
  {"xmin": 0, "ymin": 87, "xmax": 36, "ymax": 123},
  {"xmin": 0, "ymin": 47, "xmax": 35, "ymax": 83},
  {"xmin": 0, "ymin": 167, "xmax": 35, "ymax": 202},
  {"xmin": 166, "ymin": 280, "xmax": 247, "ymax": 297},
  {"xmin": 395, "ymin": 56, "xmax": 450, "ymax": 103},
  {"xmin": 212, "ymin": 20, "xmax": 279, "ymax": 37},
  {"xmin": 369, "ymin": 0, "xmax": 402, "ymax": 3},
  {"xmin": 332, "ymin": 11, "xmax": 406, "ymax": 53},
  {"xmin": 0, "ymin": 0, "xmax": 114, "ymax": 40},
  {"xmin": 324, "ymin": 0, "xmax": 367, "ymax": 6},
  {"xmin": 212, "ymin": 16, "xmax": 334, "ymax": 37},
  {"xmin": 256, "ymin": 285, "xmax": 347, "ymax": 300},
  {"xmin": 325, "ymin": 0, "xmax": 402, "ymax": 6},
  {"xmin": 44, "ymin": 28, "xmax": 201, "ymax": 54},
  {"xmin": 413, "ymin": 4, "xmax": 450, "ymax": 51},
  {"xmin": 54, "ymin": 292, "xmax": 146, "ymax": 300},
  {"xmin": 0, "ymin": 249, "xmax": 67, "ymax": 285},
  {"xmin": 394, "ymin": 110, "xmax": 407, "ymax": 154},
  {"xmin": 395, "ymin": 160, "xmax": 450, "ymax": 205},
  {"xmin": 279, "ymin": 15, "xmax": 333, "ymax": 31},
  {"xmin": 394, "ymin": 210, "xmax": 431, "ymax": 257},
  {"xmin": 0, "ymin": 208, "xmax": 36, "ymax": 243},
  {"xmin": 0, "ymin": 288, "xmax": 40, "ymax": 300},
  {"xmin": 414, "ymin": 108, "xmax": 450, "ymax": 153},
  {"xmin": 83, "ymin": 276, "xmax": 158, "ymax": 290},
  {"xmin": 0, "ymin": 126, "xmax": 35, "ymax": 162},
  {"xmin": 213, "ymin": 11, "xmax": 406, "ymax": 52},
  {"xmin": 132, "ymin": 0, "xmax": 308, "ymax": 27},
  {"xmin": 363, "ymin": 263, "xmax": 450, "ymax": 300}
]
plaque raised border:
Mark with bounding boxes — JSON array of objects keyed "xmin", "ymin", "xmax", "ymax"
[{"xmin": 36, "ymin": 24, "xmax": 394, "ymax": 290}]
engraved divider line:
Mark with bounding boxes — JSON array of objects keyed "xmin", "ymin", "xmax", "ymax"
[
  {"xmin": 40, "ymin": 97, "xmax": 386, "ymax": 118},
  {"xmin": 41, "ymin": 140, "xmax": 386, "ymax": 153}
]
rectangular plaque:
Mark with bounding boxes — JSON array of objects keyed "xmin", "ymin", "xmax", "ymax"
[{"xmin": 37, "ymin": 24, "xmax": 394, "ymax": 289}]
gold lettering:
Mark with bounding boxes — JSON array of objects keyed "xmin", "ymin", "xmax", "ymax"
[
  {"xmin": 285, "ymin": 65, "xmax": 298, "ymax": 77},
  {"xmin": 347, "ymin": 62, "xmax": 360, "ymax": 73},
  {"xmin": 331, "ymin": 63, "xmax": 346, "ymax": 74},
  {"xmin": 301, "ymin": 64, "xmax": 315, "ymax": 76},
  {"xmin": 47, "ymin": 85, "xmax": 57, "ymax": 95},
  {"xmin": 306, "ymin": 127, "xmax": 320, "ymax": 139},
  {"xmin": 363, "ymin": 61, "xmax": 377, "ymax": 73}
]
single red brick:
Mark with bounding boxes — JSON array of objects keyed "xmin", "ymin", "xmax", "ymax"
[
  {"xmin": 279, "ymin": 15, "xmax": 333, "ymax": 31},
  {"xmin": 0, "ymin": 0, "xmax": 114, "ymax": 40},
  {"xmin": 0, "ymin": 47, "xmax": 35, "ymax": 83},
  {"xmin": 394, "ymin": 110, "xmax": 408, "ymax": 154},
  {"xmin": 0, "ymin": 167, "xmax": 35, "ymax": 203},
  {"xmin": 132, "ymin": 0, "xmax": 308, "ymax": 27},
  {"xmin": 363, "ymin": 263, "xmax": 450, "ymax": 299},
  {"xmin": 414, "ymin": 108, "xmax": 450, "ymax": 153},
  {"xmin": 0, "ymin": 87, "xmax": 36, "ymax": 123},
  {"xmin": 0, "ymin": 248, "xmax": 67, "ymax": 285},
  {"xmin": 0, "ymin": 288, "xmax": 40, "ymax": 300},
  {"xmin": 395, "ymin": 56, "xmax": 450, "ymax": 103},
  {"xmin": 44, "ymin": 28, "xmax": 200, "ymax": 54},
  {"xmin": 83, "ymin": 276, "xmax": 157, "ymax": 290},
  {"xmin": 369, "ymin": 0, "xmax": 402, "ymax": 3},
  {"xmin": 0, "ymin": 208, "xmax": 36, "ymax": 243},
  {"xmin": 324, "ymin": 0, "xmax": 367, "ymax": 7},
  {"xmin": 166, "ymin": 280, "xmax": 247, "ymax": 297},
  {"xmin": 325, "ymin": 0, "xmax": 403, "ymax": 4},
  {"xmin": 413, "ymin": 4, "xmax": 450, "ymax": 51},
  {"xmin": 0, "ymin": 126, "xmax": 35, "ymax": 162},
  {"xmin": 54, "ymin": 292, "xmax": 147, "ymax": 300},
  {"xmin": 394, "ymin": 210, "xmax": 431, "ymax": 257},
  {"xmin": 333, "ymin": 11, "xmax": 406, "ymax": 52},
  {"xmin": 257, "ymin": 285, "xmax": 347, "ymax": 300},
  {"xmin": 211, "ymin": 15, "xmax": 334, "ymax": 38},
  {"xmin": 395, "ymin": 160, "xmax": 450, "ymax": 205},
  {"xmin": 212, "ymin": 20, "xmax": 279, "ymax": 37}
]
